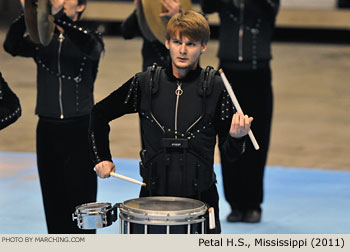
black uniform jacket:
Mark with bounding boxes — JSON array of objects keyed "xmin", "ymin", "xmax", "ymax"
[
  {"xmin": 0, "ymin": 72, "xmax": 21, "ymax": 130},
  {"xmin": 89, "ymin": 65, "xmax": 246, "ymax": 196},
  {"xmin": 3, "ymin": 10, "xmax": 104, "ymax": 119},
  {"xmin": 201, "ymin": 0, "xmax": 280, "ymax": 69}
]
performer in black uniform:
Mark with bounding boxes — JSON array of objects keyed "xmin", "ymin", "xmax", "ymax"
[
  {"xmin": 201, "ymin": 0, "xmax": 280, "ymax": 223},
  {"xmin": 0, "ymin": 72, "xmax": 21, "ymax": 130},
  {"xmin": 3, "ymin": 0, "xmax": 104, "ymax": 233},
  {"xmin": 90, "ymin": 10, "xmax": 253, "ymax": 233}
]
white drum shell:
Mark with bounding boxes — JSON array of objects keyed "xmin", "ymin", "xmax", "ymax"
[
  {"xmin": 119, "ymin": 196, "xmax": 208, "ymax": 234},
  {"xmin": 73, "ymin": 202, "xmax": 114, "ymax": 230}
]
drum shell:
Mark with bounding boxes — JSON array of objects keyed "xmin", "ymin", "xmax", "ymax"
[
  {"xmin": 121, "ymin": 218, "xmax": 207, "ymax": 234},
  {"xmin": 119, "ymin": 196, "xmax": 208, "ymax": 234},
  {"xmin": 73, "ymin": 202, "xmax": 115, "ymax": 230}
]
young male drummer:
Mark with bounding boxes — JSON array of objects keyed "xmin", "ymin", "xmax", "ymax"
[{"xmin": 90, "ymin": 10, "xmax": 253, "ymax": 234}]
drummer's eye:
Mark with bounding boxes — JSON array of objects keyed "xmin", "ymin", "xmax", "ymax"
[
  {"xmin": 186, "ymin": 42, "xmax": 197, "ymax": 47},
  {"xmin": 172, "ymin": 40, "xmax": 181, "ymax": 45}
]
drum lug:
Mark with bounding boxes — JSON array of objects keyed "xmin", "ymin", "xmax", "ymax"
[
  {"xmin": 72, "ymin": 213, "xmax": 83, "ymax": 228},
  {"xmin": 102, "ymin": 215, "xmax": 108, "ymax": 225},
  {"xmin": 111, "ymin": 203, "xmax": 121, "ymax": 222}
]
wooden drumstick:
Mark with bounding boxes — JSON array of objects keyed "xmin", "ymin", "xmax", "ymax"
[
  {"xmin": 219, "ymin": 69, "xmax": 260, "ymax": 150},
  {"xmin": 110, "ymin": 172, "xmax": 146, "ymax": 187}
]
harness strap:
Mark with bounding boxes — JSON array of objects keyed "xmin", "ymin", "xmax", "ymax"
[{"xmin": 145, "ymin": 63, "xmax": 162, "ymax": 112}]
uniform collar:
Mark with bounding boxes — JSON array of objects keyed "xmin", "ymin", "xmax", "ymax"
[{"xmin": 165, "ymin": 63, "xmax": 202, "ymax": 82}]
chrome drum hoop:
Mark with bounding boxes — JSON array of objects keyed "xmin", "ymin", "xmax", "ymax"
[{"xmin": 72, "ymin": 202, "xmax": 114, "ymax": 230}]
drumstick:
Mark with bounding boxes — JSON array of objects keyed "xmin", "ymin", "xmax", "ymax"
[
  {"xmin": 219, "ymin": 69, "xmax": 260, "ymax": 150},
  {"xmin": 208, "ymin": 207, "xmax": 216, "ymax": 230},
  {"xmin": 110, "ymin": 172, "xmax": 146, "ymax": 187}
]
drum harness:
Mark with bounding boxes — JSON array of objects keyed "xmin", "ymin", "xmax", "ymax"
[{"xmin": 138, "ymin": 63, "xmax": 218, "ymax": 200}]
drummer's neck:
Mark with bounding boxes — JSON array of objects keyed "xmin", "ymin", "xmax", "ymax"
[{"xmin": 171, "ymin": 62, "xmax": 198, "ymax": 79}]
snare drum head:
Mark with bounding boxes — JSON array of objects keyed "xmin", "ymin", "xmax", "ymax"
[{"xmin": 120, "ymin": 196, "xmax": 207, "ymax": 219}]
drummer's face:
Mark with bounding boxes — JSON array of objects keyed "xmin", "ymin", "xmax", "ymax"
[
  {"xmin": 166, "ymin": 32, "xmax": 207, "ymax": 72},
  {"xmin": 63, "ymin": 0, "xmax": 85, "ymax": 21}
]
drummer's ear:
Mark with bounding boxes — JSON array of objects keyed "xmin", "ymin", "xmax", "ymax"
[
  {"xmin": 77, "ymin": 4, "xmax": 86, "ymax": 13},
  {"xmin": 200, "ymin": 42, "xmax": 208, "ymax": 54},
  {"xmin": 165, "ymin": 39, "xmax": 170, "ymax": 50}
]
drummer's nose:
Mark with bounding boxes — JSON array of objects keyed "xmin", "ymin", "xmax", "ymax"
[{"xmin": 180, "ymin": 43, "xmax": 187, "ymax": 55}]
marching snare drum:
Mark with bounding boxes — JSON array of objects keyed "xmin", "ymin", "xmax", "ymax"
[
  {"xmin": 72, "ymin": 202, "xmax": 117, "ymax": 230},
  {"xmin": 119, "ymin": 196, "xmax": 208, "ymax": 234}
]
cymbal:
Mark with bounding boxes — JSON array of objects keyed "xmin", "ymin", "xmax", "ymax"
[
  {"xmin": 136, "ymin": 0, "xmax": 157, "ymax": 42},
  {"xmin": 137, "ymin": 0, "xmax": 192, "ymax": 44},
  {"xmin": 24, "ymin": 0, "xmax": 40, "ymax": 44},
  {"xmin": 37, "ymin": 0, "xmax": 55, "ymax": 46}
]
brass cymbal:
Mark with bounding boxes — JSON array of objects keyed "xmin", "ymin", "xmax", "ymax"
[
  {"xmin": 24, "ymin": 0, "xmax": 40, "ymax": 44},
  {"xmin": 37, "ymin": 0, "xmax": 55, "ymax": 46},
  {"xmin": 137, "ymin": 0, "xmax": 192, "ymax": 44}
]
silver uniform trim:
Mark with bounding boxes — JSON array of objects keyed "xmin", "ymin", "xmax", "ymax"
[{"xmin": 57, "ymin": 33, "xmax": 65, "ymax": 119}]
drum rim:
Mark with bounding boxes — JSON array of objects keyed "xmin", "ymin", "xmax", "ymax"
[
  {"xmin": 119, "ymin": 196, "xmax": 208, "ymax": 219},
  {"xmin": 75, "ymin": 202, "xmax": 112, "ymax": 214},
  {"xmin": 74, "ymin": 202, "xmax": 115, "ymax": 230}
]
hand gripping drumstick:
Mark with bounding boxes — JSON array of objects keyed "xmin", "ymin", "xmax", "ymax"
[
  {"xmin": 94, "ymin": 167, "xmax": 146, "ymax": 187},
  {"xmin": 110, "ymin": 172, "xmax": 147, "ymax": 187},
  {"xmin": 219, "ymin": 69, "xmax": 260, "ymax": 150}
]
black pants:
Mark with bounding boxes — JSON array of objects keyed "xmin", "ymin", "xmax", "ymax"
[
  {"xmin": 219, "ymin": 66, "xmax": 273, "ymax": 211},
  {"xmin": 36, "ymin": 115, "xmax": 97, "ymax": 234},
  {"xmin": 139, "ymin": 183, "xmax": 221, "ymax": 234}
]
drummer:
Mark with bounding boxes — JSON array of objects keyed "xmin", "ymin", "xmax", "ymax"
[{"xmin": 90, "ymin": 10, "xmax": 253, "ymax": 234}]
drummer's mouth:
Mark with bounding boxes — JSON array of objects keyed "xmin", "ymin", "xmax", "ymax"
[{"xmin": 177, "ymin": 57, "xmax": 188, "ymax": 62}]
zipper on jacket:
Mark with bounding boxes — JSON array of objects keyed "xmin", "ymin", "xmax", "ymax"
[
  {"xmin": 150, "ymin": 113, "xmax": 165, "ymax": 133},
  {"xmin": 174, "ymin": 81, "xmax": 183, "ymax": 139},
  {"xmin": 238, "ymin": 0, "xmax": 245, "ymax": 61},
  {"xmin": 186, "ymin": 115, "xmax": 203, "ymax": 133},
  {"xmin": 58, "ymin": 32, "xmax": 65, "ymax": 119}
]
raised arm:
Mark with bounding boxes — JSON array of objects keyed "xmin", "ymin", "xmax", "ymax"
[
  {"xmin": 215, "ymin": 88, "xmax": 253, "ymax": 162},
  {"xmin": 3, "ymin": 12, "xmax": 37, "ymax": 58},
  {"xmin": 53, "ymin": 9, "xmax": 104, "ymax": 61},
  {"xmin": 121, "ymin": 9, "xmax": 141, "ymax": 39}
]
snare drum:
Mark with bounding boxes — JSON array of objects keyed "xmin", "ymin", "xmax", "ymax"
[
  {"xmin": 72, "ymin": 202, "xmax": 117, "ymax": 230},
  {"xmin": 119, "ymin": 196, "xmax": 208, "ymax": 234}
]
